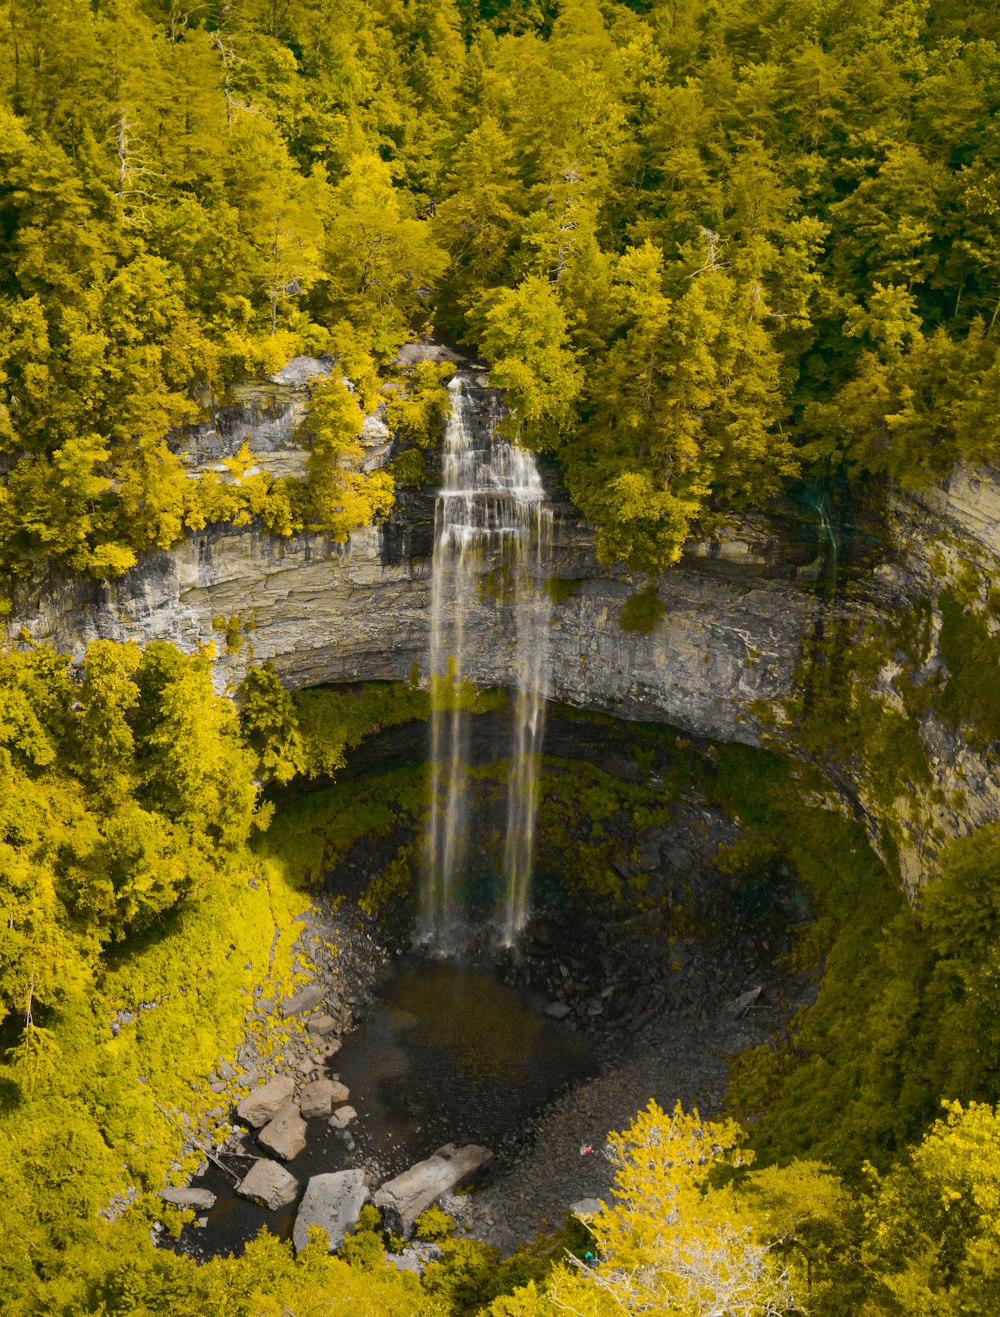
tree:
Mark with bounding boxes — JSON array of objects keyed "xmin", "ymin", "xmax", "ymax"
[
  {"xmin": 315, "ymin": 150, "xmax": 447, "ymax": 359},
  {"xmin": 491, "ymin": 1101, "xmax": 796, "ymax": 1316},
  {"xmin": 302, "ymin": 374, "xmax": 395, "ymax": 540},
  {"xmin": 566, "ymin": 236, "xmax": 797, "ymax": 574},
  {"xmin": 472, "ymin": 275, "xmax": 583, "ymax": 447},
  {"xmin": 237, "ymin": 662, "xmax": 306, "ymax": 783},
  {"xmin": 860, "ymin": 1101, "xmax": 1000, "ymax": 1314}
]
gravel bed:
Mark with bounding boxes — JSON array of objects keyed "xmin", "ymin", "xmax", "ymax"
[{"xmin": 442, "ymin": 993, "xmax": 791, "ymax": 1253}]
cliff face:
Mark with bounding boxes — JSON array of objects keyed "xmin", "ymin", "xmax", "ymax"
[
  {"xmin": 847, "ymin": 467, "xmax": 1000, "ymax": 891},
  {"xmin": 9, "ymin": 359, "xmax": 821, "ymax": 748},
  {"xmin": 8, "ymin": 363, "xmax": 1000, "ymax": 890},
  {"xmin": 9, "ymin": 511, "xmax": 820, "ymax": 749}
]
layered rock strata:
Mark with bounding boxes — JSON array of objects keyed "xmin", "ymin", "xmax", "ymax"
[
  {"xmin": 9, "ymin": 363, "xmax": 1000, "ymax": 885},
  {"xmin": 8, "ymin": 514, "xmax": 819, "ymax": 749}
]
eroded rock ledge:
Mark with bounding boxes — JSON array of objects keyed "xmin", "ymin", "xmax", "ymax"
[
  {"xmin": 8, "ymin": 360, "xmax": 1000, "ymax": 888},
  {"xmin": 8, "ymin": 511, "xmax": 819, "ymax": 748}
]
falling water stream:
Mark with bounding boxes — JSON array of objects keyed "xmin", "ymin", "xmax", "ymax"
[{"xmin": 423, "ymin": 372, "xmax": 552, "ymax": 948}]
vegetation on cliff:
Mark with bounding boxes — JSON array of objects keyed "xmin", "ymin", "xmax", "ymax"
[
  {"xmin": 5, "ymin": 0, "xmax": 1000, "ymax": 1311},
  {"xmin": 3, "ymin": 0, "xmax": 1000, "ymax": 579},
  {"xmin": 5, "ymin": 644, "xmax": 1000, "ymax": 1312}
]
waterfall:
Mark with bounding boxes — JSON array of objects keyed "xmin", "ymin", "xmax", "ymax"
[
  {"xmin": 422, "ymin": 372, "xmax": 552, "ymax": 949},
  {"xmin": 501, "ymin": 448, "xmax": 552, "ymax": 946}
]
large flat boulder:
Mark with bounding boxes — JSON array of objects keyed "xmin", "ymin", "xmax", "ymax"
[
  {"xmin": 374, "ymin": 1143, "xmax": 492, "ymax": 1238},
  {"xmin": 237, "ymin": 1158, "xmax": 298, "ymax": 1210},
  {"xmin": 236, "ymin": 1075, "xmax": 295, "ymax": 1128},
  {"xmin": 281, "ymin": 985, "xmax": 325, "ymax": 1018},
  {"xmin": 300, "ymin": 1078, "xmax": 347, "ymax": 1119},
  {"xmin": 258, "ymin": 1098, "xmax": 307, "ymax": 1161},
  {"xmin": 160, "ymin": 1186, "xmax": 216, "ymax": 1210},
  {"xmin": 292, "ymin": 1169, "xmax": 369, "ymax": 1253}
]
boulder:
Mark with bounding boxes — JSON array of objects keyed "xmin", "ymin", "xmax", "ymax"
[
  {"xmin": 328, "ymin": 1104, "xmax": 357, "ymax": 1129},
  {"xmin": 724, "ymin": 985, "xmax": 762, "ymax": 1017},
  {"xmin": 292, "ymin": 1169, "xmax": 369, "ymax": 1253},
  {"xmin": 258, "ymin": 1099, "xmax": 308, "ymax": 1161},
  {"xmin": 545, "ymin": 1001, "xmax": 572, "ymax": 1020},
  {"xmin": 307, "ymin": 1014, "xmax": 338, "ymax": 1036},
  {"xmin": 387, "ymin": 1242, "xmax": 443, "ymax": 1275},
  {"xmin": 300, "ymin": 1078, "xmax": 346, "ymax": 1119},
  {"xmin": 237, "ymin": 1159, "xmax": 299, "ymax": 1210},
  {"xmin": 374, "ymin": 1143, "xmax": 492, "ymax": 1238},
  {"xmin": 236, "ymin": 1075, "xmax": 295, "ymax": 1129},
  {"xmin": 270, "ymin": 356, "xmax": 332, "ymax": 388},
  {"xmin": 569, "ymin": 1197, "xmax": 603, "ymax": 1218},
  {"xmin": 281, "ymin": 985, "xmax": 325, "ymax": 1018},
  {"xmin": 160, "ymin": 1186, "xmax": 216, "ymax": 1210}
]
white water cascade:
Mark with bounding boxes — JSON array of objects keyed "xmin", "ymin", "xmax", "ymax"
[{"xmin": 422, "ymin": 372, "xmax": 553, "ymax": 949}]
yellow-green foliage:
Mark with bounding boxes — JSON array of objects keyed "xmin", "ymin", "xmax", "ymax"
[
  {"xmin": 784, "ymin": 613, "xmax": 932, "ymax": 858},
  {"xmin": 488, "ymin": 1100, "xmax": 796, "ymax": 1316},
  {"xmin": 239, "ymin": 669, "xmax": 431, "ymax": 785},
  {"xmin": 23, "ymin": 1223, "xmax": 437, "ymax": 1316},
  {"xmin": 0, "ymin": 636, "xmax": 321, "ymax": 1310},
  {"xmin": 339, "ymin": 1203, "xmax": 389, "ymax": 1271},
  {"xmin": 302, "ymin": 375, "xmax": 395, "ymax": 541},
  {"xmin": 211, "ymin": 611, "xmax": 254, "ymax": 656},
  {"xmin": 707, "ymin": 745, "xmax": 1000, "ymax": 1189},
  {"xmin": 3, "ymin": 0, "xmax": 1000, "ymax": 585},
  {"xmin": 359, "ymin": 852, "xmax": 414, "ymax": 917},
  {"xmin": 294, "ymin": 682, "xmax": 432, "ymax": 776},
  {"xmin": 0, "ymin": 641, "xmax": 460, "ymax": 1315},
  {"xmin": 545, "ymin": 576, "xmax": 582, "ymax": 605},
  {"xmin": 415, "ymin": 1204, "xmax": 455, "ymax": 1241},
  {"xmin": 0, "ymin": 639, "xmax": 260, "ymax": 1016},
  {"xmin": 423, "ymin": 1236, "xmax": 555, "ymax": 1314},
  {"xmin": 255, "ymin": 764, "xmax": 427, "ymax": 891},
  {"xmin": 857, "ymin": 1100, "xmax": 1000, "ymax": 1314},
  {"xmin": 537, "ymin": 752, "xmax": 684, "ymax": 906},
  {"xmin": 937, "ymin": 584, "xmax": 1000, "ymax": 747},
  {"xmin": 385, "ymin": 360, "xmax": 456, "ymax": 488},
  {"xmin": 619, "ymin": 584, "xmax": 665, "ymax": 634}
]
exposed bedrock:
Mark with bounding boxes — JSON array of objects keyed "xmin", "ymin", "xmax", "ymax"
[
  {"xmin": 6, "ymin": 353, "xmax": 819, "ymax": 746},
  {"xmin": 8, "ymin": 511, "xmax": 819, "ymax": 748},
  {"xmin": 8, "ymin": 357, "xmax": 1000, "ymax": 886}
]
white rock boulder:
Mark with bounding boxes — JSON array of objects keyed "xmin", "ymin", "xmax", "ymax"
[
  {"xmin": 293, "ymin": 1169, "xmax": 369, "ymax": 1253},
  {"xmin": 258, "ymin": 1099, "xmax": 307, "ymax": 1161},
  {"xmin": 300, "ymin": 1078, "xmax": 346, "ymax": 1119},
  {"xmin": 237, "ymin": 1159, "xmax": 299, "ymax": 1210},
  {"xmin": 236, "ymin": 1076, "xmax": 295, "ymax": 1129},
  {"xmin": 374, "ymin": 1143, "xmax": 492, "ymax": 1238},
  {"xmin": 160, "ymin": 1186, "xmax": 216, "ymax": 1210}
]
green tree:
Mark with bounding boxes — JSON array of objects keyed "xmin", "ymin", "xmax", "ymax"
[{"xmin": 473, "ymin": 275, "xmax": 583, "ymax": 446}]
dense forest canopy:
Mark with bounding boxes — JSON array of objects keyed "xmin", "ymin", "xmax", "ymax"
[
  {"xmin": 3, "ymin": 0, "xmax": 1000, "ymax": 580},
  {"xmin": 8, "ymin": 1, "xmax": 1000, "ymax": 1313}
]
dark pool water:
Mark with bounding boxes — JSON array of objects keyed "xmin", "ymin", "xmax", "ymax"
[{"xmin": 172, "ymin": 956, "xmax": 594, "ymax": 1259}]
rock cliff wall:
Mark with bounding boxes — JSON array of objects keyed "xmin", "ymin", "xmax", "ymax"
[
  {"xmin": 8, "ymin": 359, "xmax": 821, "ymax": 748},
  {"xmin": 840, "ymin": 467, "xmax": 1000, "ymax": 891},
  {"xmin": 8, "ymin": 361, "xmax": 1000, "ymax": 890},
  {"xmin": 7, "ymin": 511, "xmax": 821, "ymax": 749}
]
